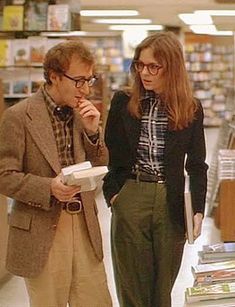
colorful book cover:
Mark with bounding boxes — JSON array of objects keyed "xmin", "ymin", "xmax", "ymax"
[
  {"xmin": 47, "ymin": 4, "xmax": 71, "ymax": 31},
  {"xmin": 185, "ymin": 282, "xmax": 235, "ymax": 303},
  {"xmin": 3, "ymin": 5, "xmax": 24, "ymax": 31},
  {"xmin": 12, "ymin": 39, "xmax": 30, "ymax": 66},
  {"xmin": 192, "ymin": 260, "xmax": 235, "ymax": 277},
  {"xmin": 28, "ymin": 37, "xmax": 47, "ymax": 66},
  {"xmin": 24, "ymin": 1, "xmax": 48, "ymax": 31},
  {"xmin": 0, "ymin": 40, "xmax": 12, "ymax": 66}
]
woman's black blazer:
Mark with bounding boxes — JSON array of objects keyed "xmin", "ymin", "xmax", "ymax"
[{"xmin": 103, "ymin": 91, "xmax": 208, "ymax": 228}]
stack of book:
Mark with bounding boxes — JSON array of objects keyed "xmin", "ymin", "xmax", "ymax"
[
  {"xmin": 198, "ymin": 242, "xmax": 235, "ymax": 264},
  {"xmin": 218, "ymin": 149, "xmax": 235, "ymax": 180},
  {"xmin": 185, "ymin": 243, "xmax": 235, "ymax": 305}
]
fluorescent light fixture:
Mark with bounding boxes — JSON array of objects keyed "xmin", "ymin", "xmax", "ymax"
[
  {"xmin": 195, "ymin": 10, "xmax": 235, "ymax": 16},
  {"xmin": 80, "ymin": 10, "xmax": 139, "ymax": 17},
  {"xmin": 93, "ymin": 18, "xmax": 151, "ymax": 24},
  {"xmin": 40, "ymin": 31, "xmax": 119, "ymax": 37},
  {"xmin": 190, "ymin": 25, "xmax": 217, "ymax": 34},
  {"xmin": 190, "ymin": 25, "xmax": 233, "ymax": 36},
  {"xmin": 109, "ymin": 25, "xmax": 163, "ymax": 31},
  {"xmin": 178, "ymin": 12, "xmax": 213, "ymax": 25}
]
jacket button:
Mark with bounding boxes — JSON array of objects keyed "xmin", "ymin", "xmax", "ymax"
[{"xmin": 52, "ymin": 224, "xmax": 57, "ymax": 229}]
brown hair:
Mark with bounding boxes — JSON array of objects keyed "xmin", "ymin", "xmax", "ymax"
[
  {"xmin": 43, "ymin": 40, "xmax": 94, "ymax": 85},
  {"xmin": 129, "ymin": 32, "xmax": 197, "ymax": 130}
]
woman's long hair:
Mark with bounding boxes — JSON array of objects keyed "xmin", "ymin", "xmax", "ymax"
[{"xmin": 129, "ymin": 32, "xmax": 197, "ymax": 130}]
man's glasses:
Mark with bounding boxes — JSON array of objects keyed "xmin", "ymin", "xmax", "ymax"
[
  {"xmin": 133, "ymin": 61, "xmax": 162, "ymax": 76},
  {"xmin": 63, "ymin": 73, "xmax": 97, "ymax": 88}
]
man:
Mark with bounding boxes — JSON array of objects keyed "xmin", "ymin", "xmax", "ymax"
[{"xmin": 0, "ymin": 40, "xmax": 112, "ymax": 307}]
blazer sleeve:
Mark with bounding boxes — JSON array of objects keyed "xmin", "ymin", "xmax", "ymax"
[
  {"xmin": 185, "ymin": 102, "xmax": 208, "ymax": 214},
  {"xmin": 103, "ymin": 91, "xmax": 130, "ymax": 206}
]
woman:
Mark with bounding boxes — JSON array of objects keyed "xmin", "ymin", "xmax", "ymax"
[{"xmin": 103, "ymin": 32, "xmax": 208, "ymax": 307}]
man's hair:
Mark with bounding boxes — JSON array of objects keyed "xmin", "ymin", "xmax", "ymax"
[{"xmin": 43, "ymin": 40, "xmax": 95, "ymax": 85}]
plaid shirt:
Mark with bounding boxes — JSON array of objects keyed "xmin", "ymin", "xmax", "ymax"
[
  {"xmin": 42, "ymin": 85, "xmax": 74, "ymax": 168},
  {"xmin": 135, "ymin": 90, "xmax": 168, "ymax": 175}
]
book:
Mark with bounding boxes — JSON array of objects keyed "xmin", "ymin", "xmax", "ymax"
[
  {"xmin": 47, "ymin": 4, "xmax": 71, "ymax": 31},
  {"xmin": 198, "ymin": 251, "xmax": 235, "ymax": 264},
  {"xmin": 28, "ymin": 37, "xmax": 47, "ymax": 66},
  {"xmin": 202, "ymin": 243, "xmax": 235, "ymax": 259},
  {"xmin": 24, "ymin": 1, "xmax": 48, "ymax": 31},
  {"xmin": 185, "ymin": 282, "xmax": 235, "ymax": 303},
  {"xmin": 192, "ymin": 260, "xmax": 235, "ymax": 278},
  {"xmin": 0, "ymin": 40, "xmax": 12, "ymax": 66},
  {"xmin": 12, "ymin": 39, "xmax": 30, "ymax": 66},
  {"xmin": 195, "ymin": 268, "xmax": 235, "ymax": 285},
  {"xmin": 61, "ymin": 161, "xmax": 108, "ymax": 192},
  {"xmin": 184, "ymin": 175, "xmax": 194, "ymax": 244},
  {"xmin": 3, "ymin": 5, "xmax": 24, "ymax": 31}
]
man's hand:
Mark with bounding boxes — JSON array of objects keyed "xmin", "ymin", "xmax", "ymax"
[
  {"xmin": 193, "ymin": 213, "xmax": 203, "ymax": 240},
  {"xmin": 76, "ymin": 99, "xmax": 100, "ymax": 135},
  {"xmin": 51, "ymin": 174, "xmax": 81, "ymax": 202}
]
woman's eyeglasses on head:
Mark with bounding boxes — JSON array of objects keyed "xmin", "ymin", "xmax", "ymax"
[{"xmin": 133, "ymin": 61, "xmax": 162, "ymax": 76}]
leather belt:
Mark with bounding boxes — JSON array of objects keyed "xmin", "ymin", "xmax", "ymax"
[
  {"xmin": 62, "ymin": 194, "xmax": 83, "ymax": 214},
  {"xmin": 129, "ymin": 172, "xmax": 166, "ymax": 184}
]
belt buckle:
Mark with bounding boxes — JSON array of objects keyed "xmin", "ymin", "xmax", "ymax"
[
  {"xmin": 157, "ymin": 173, "xmax": 165, "ymax": 184},
  {"xmin": 65, "ymin": 199, "xmax": 82, "ymax": 214}
]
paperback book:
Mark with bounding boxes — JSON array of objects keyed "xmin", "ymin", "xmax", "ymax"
[
  {"xmin": 185, "ymin": 282, "xmax": 235, "ymax": 303},
  {"xmin": 201, "ymin": 242, "xmax": 235, "ymax": 260},
  {"xmin": 3, "ymin": 5, "xmax": 24, "ymax": 31},
  {"xmin": 184, "ymin": 175, "xmax": 194, "ymax": 244},
  {"xmin": 192, "ymin": 260, "xmax": 235, "ymax": 278},
  {"xmin": 61, "ymin": 161, "xmax": 108, "ymax": 192}
]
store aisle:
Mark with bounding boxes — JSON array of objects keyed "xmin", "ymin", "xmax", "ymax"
[{"xmin": 0, "ymin": 128, "xmax": 221, "ymax": 307}]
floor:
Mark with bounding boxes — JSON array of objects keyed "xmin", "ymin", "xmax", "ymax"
[{"xmin": 0, "ymin": 127, "xmax": 224, "ymax": 307}]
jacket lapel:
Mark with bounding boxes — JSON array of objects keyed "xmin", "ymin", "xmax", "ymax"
[{"xmin": 25, "ymin": 90, "xmax": 61, "ymax": 174}]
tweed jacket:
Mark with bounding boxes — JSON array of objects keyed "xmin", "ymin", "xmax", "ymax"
[
  {"xmin": 0, "ymin": 88, "xmax": 107, "ymax": 278},
  {"xmin": 103, "ymin": 91, "xmax": 208, "ymax": 229}
]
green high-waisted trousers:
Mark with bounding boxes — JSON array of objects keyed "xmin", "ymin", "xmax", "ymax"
[{"xmin": 111, "ymin": 179, "xmax": 186, "ymax": 307}]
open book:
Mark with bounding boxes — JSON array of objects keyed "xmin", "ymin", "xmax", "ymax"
[
  {"xmin": 61, "ymin": 161, "xmax": 108, "ymax": 192},
  {"xmin": 184, "ymin": 175, "xmax": 194, "ymax": 244}
]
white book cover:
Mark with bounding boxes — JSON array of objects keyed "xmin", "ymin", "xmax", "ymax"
[
  {"xmin": 61, "ymin": 161, "xmax": 108, "ymax": 192},
  {"xmin": 12, "ymin": 39, "xmax": 30, "ymax": 66},
  {"xmin": 47, "ymin": 4, "xmax": 71, "ymax": 31},
  {"xmin": 184, "ymin": 175, "xmax": 194, "ymax": 244}
]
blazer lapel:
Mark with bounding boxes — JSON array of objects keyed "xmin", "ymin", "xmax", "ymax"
[{"xmin": 26, "ymin": 91, "xmax": 61, "ymax": 174}]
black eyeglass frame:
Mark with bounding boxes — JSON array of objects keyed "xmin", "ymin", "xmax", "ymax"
[
  {"xmin": 133, "ymin": 60, "xmax": 162, "ymax": 76},
  {"xmin": 63, "ymin": 73, "xmax": 98, "ymax": 88}
]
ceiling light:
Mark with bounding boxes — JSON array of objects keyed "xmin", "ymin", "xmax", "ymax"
[
  {"xmin": 109, "ymin": 25, "xmax": 163, "ymax": 31},
  {"xmin": 80, "ymin": 10, "xmax": 139, "ymax": 17},
  {"xmin": 190, "ymin": 25, "xmax": 217, "ymax": 34},
  {"xmin": 178, "ymin": 13, "xmax": 213, "ymax": 25},
  {"xmin": 195, "ymin": 10, "xmax": 235, "ymax": 16},
  {"xmin": 93, "ymin": 18, "xmax": 151, "ymax": 24}
]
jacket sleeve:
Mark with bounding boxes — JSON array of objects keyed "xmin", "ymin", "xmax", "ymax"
[
  {"xmin": 0, "ymin": 106, "xmax": 52, "ymax": 210},
  {"xmin": 103, "ymin": 91, "xmax": 130, "ymax": 206},
  {"xmin": 185, "ymin": 102, "xmax": 208, "ymax": 214}
]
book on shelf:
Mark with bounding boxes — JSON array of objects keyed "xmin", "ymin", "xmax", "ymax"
[
  {"xmin": 24, "ymin": 0, "xmax": 48, "ymax": 31},
  {"xmin": 30, "ymin": 70, "xmax": 43, "ymax": 93},
  {"xmin": 47, "ymin": 4, "xmax": 71, "ymax": 31},
  {"xmin": 184, "ymin": 175, "xmax": 194, "ymax": 244},
  {"xmin": 28, "ymin": 37, "xmax": 47, "ymax": 66},
  {"xmin": 0, "ymin": 39, "xmax": 12, "ymax": 66},
  {"xmin": 192, "ymin": 260, "xmax": 235, "ymax": 278},
  {"xmin": 61, "ymin": 161, "xmax": 108, "ymax": 192},
  {"xmin": 2, "ymin": 5, "xmax": 24, "ymax": 31},
  {"xmin": 185, "ymin": 281, "xmax": 235, "ymax": 303},
  {"xmin": 12, "ymin": 39, "xmax": 30, "ymax": 66}
]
